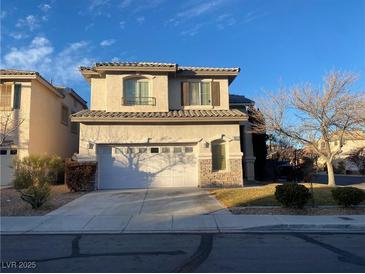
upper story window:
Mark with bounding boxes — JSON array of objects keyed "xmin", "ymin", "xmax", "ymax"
[
  {"xmin": 0, "ymin": 84, "xmax": 12, "ymax": 110},
  {"xmin": 190, "ymin": 82, "xmax": 211, "ymax": 105},
  {"xmin": 0, "ymin": 84, "xmax": 21, "ymax": 110},
  {"xmin": 123, "ymin": 78, "xmax": 155, "ymax": 105},
  {"xmin": 181, "ymin": 81, "xmax": 220, "ymax": 107}
]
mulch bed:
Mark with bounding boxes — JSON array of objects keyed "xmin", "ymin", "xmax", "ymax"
[
  {"xmin": 0, "ymin": 184, "xmax": 86, "ymax": 216},
  {"xmin": 230, "ymin": 206, "xmax": 365, "ymax": 215}
]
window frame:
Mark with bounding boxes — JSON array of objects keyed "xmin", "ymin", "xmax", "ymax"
[
  {"xmin": 189, "ymin": 80, "xmax": 212, "ymax": 106},
  {"xmin": 0, "ymin": 83, "xmax": 13, "ymax": 110},
  {"xmin": 123, "ymin": 78, "xmax": 152, "ymax": 105}
]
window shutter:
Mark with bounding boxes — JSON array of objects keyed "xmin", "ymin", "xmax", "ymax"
[
  {"xmin": 13, "ymin": 84, "xmax": 21, "ymax": 109},
  {"xmin": 181, "ymin": 82, "xmax": 190, "ymax": 106},
  {"xmin": 212, "ymin": 81, "xmax": 220, "ymax": 106}
]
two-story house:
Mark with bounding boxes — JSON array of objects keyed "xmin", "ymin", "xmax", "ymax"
[
  {"xmin": 0, "ymin": 69, "xmax": 87, "ymax": 186},
  {"xmin": 71, "ymin": 62, "xmax": 254, "ymax": 189}
]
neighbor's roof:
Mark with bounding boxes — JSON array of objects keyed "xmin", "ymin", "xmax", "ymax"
[
  {"xmin": 0, "ymin": 69, "xmax": 38, "ymax": 76},
  {"xmin": 71, "ymin": 109, "xmax": 247, "ymax": 122},
  {"xmin": 80, "ymin": 62, "xmax": 240, "ymax": 83},
  {"xmin": 55, "ymin": 86, "xmax": 87, "ymax": 107},
  {"xmin": 229, "ymin": 94, "xmax": 255, "ymax": 105},
  {"xmin": 1, "ymin": 69, "xmax": 87, "ymax": 106}
]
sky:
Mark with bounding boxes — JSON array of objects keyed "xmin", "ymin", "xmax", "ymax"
[{"xmin": 1, "ymin": 0, "xmax": 364, "ymax": 105}]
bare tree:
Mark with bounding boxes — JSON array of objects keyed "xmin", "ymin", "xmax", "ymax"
[
  {"xmin": 0, "ymin": 112, "xmax": 24, "ymax": 146},
  {"xmin": 251, "ymin": 71, "xmax": 365, "ymax": 186}
]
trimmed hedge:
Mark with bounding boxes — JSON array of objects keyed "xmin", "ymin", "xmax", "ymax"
[
  {"xmin": 65, "ymin": 159, "xmax": 97, "ymax": 192},
  {"xmin": 331, "ymin": 187, "xmax": 365, "ymax": 207},
  {"xmin": 275, "ymin": 184, "xmax": 312, "ymax": 208}
]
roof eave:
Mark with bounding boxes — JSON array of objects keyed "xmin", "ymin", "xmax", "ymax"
[
  {"xmin": 0, "ymin": 74, "xmax": 64, "ymax": 98},
  {"xmin": 71, "ymin": 117, "xmax": 247, "ymax": 123},
  {"xmin": 95, "ymin": 66, "xmax": 177, "ymax": 73}
]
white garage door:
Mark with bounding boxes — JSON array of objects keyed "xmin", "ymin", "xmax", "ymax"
[
  {"xmin": 0, "ymin": 148, "xmax": 17, "ymax": 187},
  {"xmin": 97, "ymin": 145, "xmax": 198, "ymax": 189}
]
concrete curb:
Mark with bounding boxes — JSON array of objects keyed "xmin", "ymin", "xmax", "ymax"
[{"xmin": 1, "ymin": 224, "xmax": 364, "ymax": 235}]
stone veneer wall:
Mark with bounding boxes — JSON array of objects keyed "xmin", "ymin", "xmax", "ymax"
[{"xmin": 199, "ymin": 159, "xmax": 243, "ymax": 188}]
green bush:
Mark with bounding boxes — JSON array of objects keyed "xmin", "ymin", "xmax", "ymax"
[
  {"xmin": 275, "ymin": 184, "xmax": 312, "ymax": 208},
  {"xmin": 65, "ymin": 160, "xmax": 96, "ymax": 192},
  {"xmin": 331, "ymin": 187, "xmax": 365, "ymax": 207},
  {"xmin": 20, "ymin": 184, "xmax": 50, "ymax": 209},
  {"xmin": 13, "ymin": 155, "xmax": 63, "ymax": 209}
]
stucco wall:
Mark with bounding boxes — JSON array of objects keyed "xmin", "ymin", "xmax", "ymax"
[
  {"xmin": 28, "ymin": 80, "xmax": 85, "ymax": 158},
  {"xmin": 90, "ymin": 73, "xmax": 169, "ymax": 112},
  {"xmin": 79, "ymin": 122, "xmax": 242, "ymax": 158},
  {"xmin": 89, "ymin": 73, "xmax": 231, "ymax": 112}
]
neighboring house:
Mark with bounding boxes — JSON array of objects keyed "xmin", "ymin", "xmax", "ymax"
[
  {"xmin": 71, "ymin": 62, "xmax": 255, "ymax": 189},
  {"xmin": 228, "ymin": 94, "xmax": 256, "ymax": 180},
  {"xmin": 317, "ymin": 131, "xmax": 365, "ymax": 173},
  {"xmin": 0, "ymin": 69, "xmax": 87, "ymax": 186}
]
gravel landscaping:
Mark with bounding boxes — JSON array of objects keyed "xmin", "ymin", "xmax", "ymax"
[{"xmin": 0, "ymin": 184, "xmax": 85, "ymax": 216}]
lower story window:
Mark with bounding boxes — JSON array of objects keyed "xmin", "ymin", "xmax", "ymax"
[{"xmin": 212, "ymin": 143, "xmax": 226, "ymax": 171}]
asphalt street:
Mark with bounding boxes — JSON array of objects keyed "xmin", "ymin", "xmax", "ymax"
[{"xmin": 1, "ymin": 232, "xmax": 365, "ymax": 272}]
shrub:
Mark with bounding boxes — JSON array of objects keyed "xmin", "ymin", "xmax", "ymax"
[
  {"xmin": 20, "ymin": 184, "xmax": 50, "ymax": 209},
  {"xmin": 65, "ymin": 160, "xmax": 96, "ymax": 192},
  {"xmin": 13, "ymin": 155, "xmax": 64, "ymax": 189},
  {"xmin": 13, "ymin": 155, "xmax": 63, "ymax": 209},
  {"xmin": 275, "ymin": 184, "xmax": 312, "ymax": 208},
  {"xmin": 331, "ymin": 187, "xmax": 365, "ymax": 207}
]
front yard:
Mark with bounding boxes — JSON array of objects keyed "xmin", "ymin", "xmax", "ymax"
[
  {"xmin": 0, "ymin": 184, "xmax": 85, "ymax": 216},
  {"xmin": 210, "ymin": 183, "xmax": 365, "ymax": 215}
]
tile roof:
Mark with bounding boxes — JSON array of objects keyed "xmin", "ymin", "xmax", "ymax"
[
  {"xmin": 95, "ymin": 62, "xmax": 176, "ymax": 68},
  {"xmin": 71, "ymin": 109, "xmax": 247, "ymax": 121},
  {"xmin": 80, "ymin": 62, "xmax": 240, "ymax": 73},
  {"xmin": 178, "ymin": 66, "xmax": 239, "ymax": 72},
  {"xmin": 0, "ymin": 69, "xmax": 38, "ymax": 76}
]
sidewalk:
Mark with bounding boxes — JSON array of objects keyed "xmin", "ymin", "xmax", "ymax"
[{"xmin": 1, "ymin": 214, "xmax": 364, "ymax": 234}]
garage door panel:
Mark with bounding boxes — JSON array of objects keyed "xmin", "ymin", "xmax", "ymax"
[{"xmin": 97, "ymin": 145, "xmax": 198, "ymax": 189}]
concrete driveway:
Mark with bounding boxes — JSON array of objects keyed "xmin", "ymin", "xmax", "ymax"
[{"xmin": 48, "ymin": 188, "xmax": 228, "ymax": 216}]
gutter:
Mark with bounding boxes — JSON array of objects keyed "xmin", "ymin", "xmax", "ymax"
[{"xmin": 71, "ymin": 116, "xmax": 248, "ymax": 123}]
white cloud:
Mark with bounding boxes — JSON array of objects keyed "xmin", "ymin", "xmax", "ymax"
[
  {"xmin": 216, "ymin": 13, "xmax": 236, "ymax": 30},
  {"xmin": 176, "ymin": 0, "xmax": 224, "ymax": 20},
  {"xmin": 39, "ymin": 4, "xmax": 51, "ymax": 12},
  {"xmin": 136, "ymin": 16, "xmax": 145, "ymax": 24},
  {"xmin": 9, "ymin": 32, "xmax": 28, "ymax": 40},
  {"xmin": 3, "ymin": 37, "xmax": 53, "ymax": 71},
  {"xmin": 100, "ymin": 39, "xmax": 115, "ymax": 47},
  {"xmin": 120, "ymin": 0, "xmax": 132, "ymax": 8},
  {"xmin": 2, "ymin": 36, "xmax": 92, "ymax": 85},
  {"xmin": 119, "ymin": 21, "xmax": 126, "ymax": 29},
  {"xmin": 52, "ymin": 41, "xmax": 91, "ymax": 83},
  {"xmin": 180, "ymin": 23, "xmax": 204, "ymax": 36},
  {"xmin": 16, "ymin": 15, "xmax": 40, "ymax": 31},
  {"xmin": 243, "ymin": 11, "xmax": 268, "ymax": 24},
  {"xmin": 89, "ymin": 0, "xmax": 110, "ymax": 11}
]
